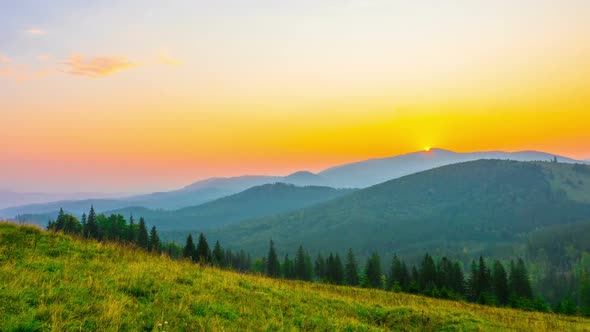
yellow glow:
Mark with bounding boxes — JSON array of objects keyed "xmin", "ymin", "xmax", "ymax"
[{"xmin": 2, "ymin": 1, "xmax": 590, "ymax": 191}]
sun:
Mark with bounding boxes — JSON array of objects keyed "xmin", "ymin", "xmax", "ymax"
[{"xmin": 424, "ymin": 146, "xmax": 431, "ymax": 152}]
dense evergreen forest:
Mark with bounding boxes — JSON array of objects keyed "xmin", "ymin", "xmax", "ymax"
[{"xmin": 47, "ymin": 206, "xmax": 590, "ymax": 317}]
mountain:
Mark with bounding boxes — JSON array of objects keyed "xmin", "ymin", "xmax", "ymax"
[
  {"xmin": 4, "ymin": 223, "xmax": 587, "ymax": 331},
  {"xmin": 0, "ymin": 198, "xmax": 136, "ymax": 220},
  {"xmin": 209, "ymin": 160, "xmax": 590, "ymax": 259},
  {"xmin": 2, "ymin": 149, "xmax": 586, "ymax": 218},
  {"xmin": 105, "ymin": 183, "xmax": 354, "ymax": 231},
  {"xmin": 317, "ymin": 148, "xmax": 585, "ymax": 188},
  {"xmin": 0, "ymin": 190, "xmax": 126, "ymax": 210},
  {"xmin": 0, "ymin": 174, "xmax": 329, "ymax": 217}
]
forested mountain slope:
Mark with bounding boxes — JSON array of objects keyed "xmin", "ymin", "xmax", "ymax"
[
  {"xmin": 108, "ymin": 183, "xmax": 355, "ymax": 230},
  {"xmin": 211, "ymin": 160, "xmax": 590, "ymax": 259}
]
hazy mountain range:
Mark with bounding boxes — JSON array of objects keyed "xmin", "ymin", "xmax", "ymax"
[
  {"xmin": 206, "ymin": 160, "xmax": 590, "ymax": 260},
  {"xmin": 0, "ymin": 191, "xmax": 127, "ymax": 210},
  {"xmin": 1, "ymin": 148, "xmax": 586, "ymax": 218},
  {"xmin": 103, "ymin": 183, "xmax": 354, "ymax": 231}
]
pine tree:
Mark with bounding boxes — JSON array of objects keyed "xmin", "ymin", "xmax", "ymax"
[
  {"xmin": 478, "ymin": 256, "xmax": 491, "ymax": 294},
  {"xmin": 333, "ymin": 254, "xmax": 344, "ymax": 285},
  {"xmin": 137, "ymin": 217, "xmax": 149, "ymax": 249},
  {"xmin": 326, "ymin": 253, "xmax": 336, "ymax": 283},
  {"xmin": 408, "ymin": 266, "xmax": 420, "ymax": 293},
  {"xmin": 128, "ymin": 214, "xmax": 136, "ymax": 243},
  {"xmin": 183, "ymin": 234, "xmax": 196, "ymax": 262},
  {"xmin": 266, "ymin": 240, "xmax": 280, "ymax": 278},
  {"xmin": 195, "ymin": 233, "xmax": 212, "ymax": 264},
  {"xmin": 212, "ymin": 240, "xmax": 225, "ymax": 267},
  {"xmin": 492, "ymin": 260, "xmax": 509, "ymax": 305},
  {"xmin": 315, "ymin": 253, "xmax": 326, "ymax": 281},
  {"xmin": 467, "ymin": 260, "xmax": 478, "ymax": 301},
  {"xmin": 225, "ymin": 249, "xmax": 234, "ymax": 269},
  {"xmin": 466, "ymin": 256, "xmax": 494, "ymax": 304},
  {"xmin": 283, "ymin": 254, "xmax": 294, "ymax": 279},
  {"xmin": 148, "ymin": 226, "xmax": 160, "ymax": 252},
  {"xmin": 344, "ymin": 248, "xmax": 360, "ymax": 286},
  {"xmin": 303, "ymin": 252, "xmax": 314, "ymax": 281},
  {"xmin": 81, "ymin": 213, "xmax": 87, "ymax": 235},
  {"xmin": 294, "ymin": 245, "xmax": 307, "ymax": 280},
  {"xmin": 450, "ymin": 261, "xmax": 465, "ymax": 296},
  {"xmin": 86, "ymin": 205, "xmax": 99, "ymax": 239},
  {"xmin": 365, "ymin": 252, "xmax": 383, "ymax": 289},
  {"xmin": 47, "ymin": 219, "xmax": 55, "ymax": 231},
  {"xmin": 326, "ymin": 253, "xmax": 344, "ymax": 284},
  {"xmin": 509, "ymin": 258, "xmax": 533, "ymax": 301},
  {"xmin": 240, "ymin": 250, "xmax": 249, "ymax": 272},
  {"xmin": 387, "ymin": 255, "xmax": 409, "ymax": 291},
  {"xmin": 555, "ymin": 296, "xmax": 577, "ymax": 316},
  {"xmin": 437, "ymin": 257, "xmax": 453, "ymax": 292},
  {"xmin": 56, "ymin": 208, "xmax": 65, "ymax": 230},
  {"xmin": 419, "ymin": 253, "xmax": 437, "ymax": 292}
]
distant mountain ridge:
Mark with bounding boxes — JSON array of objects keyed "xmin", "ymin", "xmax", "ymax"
[
  {"xmin": 0, "ymin": 191, "xmax": 128, "ymax": 210},
  {"xmin": 10, "ymin": 183, "xmax": 354, "ymax": 231},
  {"xmin": 107, "ymin": 183, "xmax": 354, "ymax": 231},
  {"xmin": 208, "ymin": 160, "xmax": 590, "ymax": 259},
  {"xmin": 1, "ymin": 148, "xmax": 586, "ymax": 217},
  {"xmin": 316, "ymin": 148, "xmax": 584, "ymax": 188}
]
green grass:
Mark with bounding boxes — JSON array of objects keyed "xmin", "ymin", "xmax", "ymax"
[{"xmin": 1, "ymin": 223, "xmax": 589, "ymax": 331}]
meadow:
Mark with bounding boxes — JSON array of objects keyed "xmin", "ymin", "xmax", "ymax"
[{"xmin": 1, "ymin": 223, "xmax": 589, "ymax": 331}]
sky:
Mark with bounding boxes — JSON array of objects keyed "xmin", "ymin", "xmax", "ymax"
[{"xmin": 1, "ymin": 0, "xmax": 590, "ymax": 193}]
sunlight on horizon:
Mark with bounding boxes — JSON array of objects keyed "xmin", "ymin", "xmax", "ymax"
[{"xmin": 1, "ymin": 0, "xmax": 589, "ymax": 192}]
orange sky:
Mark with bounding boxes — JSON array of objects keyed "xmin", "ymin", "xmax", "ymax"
[{"xmin": 1, "ymin": 1, "xmax": 589, "ymax": 192}]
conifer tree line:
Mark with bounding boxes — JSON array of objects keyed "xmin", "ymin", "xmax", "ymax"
[
  {"xmin": 47, "ymin": 206, "xmax": 590, "ymax": 316},
  {"xmin": 47, "ymin": 207, "xmax": 164, "ymax": 253}
]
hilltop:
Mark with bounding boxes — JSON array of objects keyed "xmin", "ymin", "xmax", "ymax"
[{"xmin": 1, "ymin": 223, "xmax": 588, "ymax": 331}]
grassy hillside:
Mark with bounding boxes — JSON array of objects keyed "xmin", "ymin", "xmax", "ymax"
[
  {"xmin": 1, "ymin": 223, "xmax": 589, "ymax": 331},
  {"xmin": 210, "ymin": 160, "xmax": 590, "ymax": 259}
]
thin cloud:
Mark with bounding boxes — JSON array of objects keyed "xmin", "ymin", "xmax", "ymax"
[
  {"xmin": 157, "ymin": 50, "xmax": 183, "ymax": 66},
  {"xmin": 33, "ymin": 69, "xmax": 54, "ymax": 78},
  {"xmin": 0, "ymin": 55, "xmax": 11, "ymax": 63},
  {"xmin": 37, "ymin": 55, "xmax": 50, "ymax": 61},
  {"xmin": 0, "ymin": 66, "xmax": 54, "ymax": 82},
  {"xmin": 62, "ymin": 55, "xmax": 136, "ymax": 77},
  {"xmin": 25, "ymin": 28, "xmax": 46, "ymax": 35}
]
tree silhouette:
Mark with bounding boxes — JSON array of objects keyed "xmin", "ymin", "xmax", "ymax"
[
  {"xmin": 137, "ymin": 217, "xmax": 149, "ymax": 249},
  {"xmin": 212, "ymin": 240, "xmax": 225, "ymax": 267},
  {"xmin": 266, "ymin": 240, "xmax": 280, "ymax": 277},
  {"xmin": 195, "ymin": 233, "xmax": 212, "ymax": 264},
  {"xmin": 365, "ymin": 252, "xmax": 383, "ymax": 289},
  {"xmin": 183, "ymin": 234, "xmax": 196, "ymax": 261},
  {"xmin": 148, "ymin": 226, "xmax": 160, "ymax": 252},
  {"xmin": 492, "ymin": 260, "xmax": 509, "ymax": 305},
  {"xmin": 344, "ymin": 248, "xmax": 360, "ymax": 286}
]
